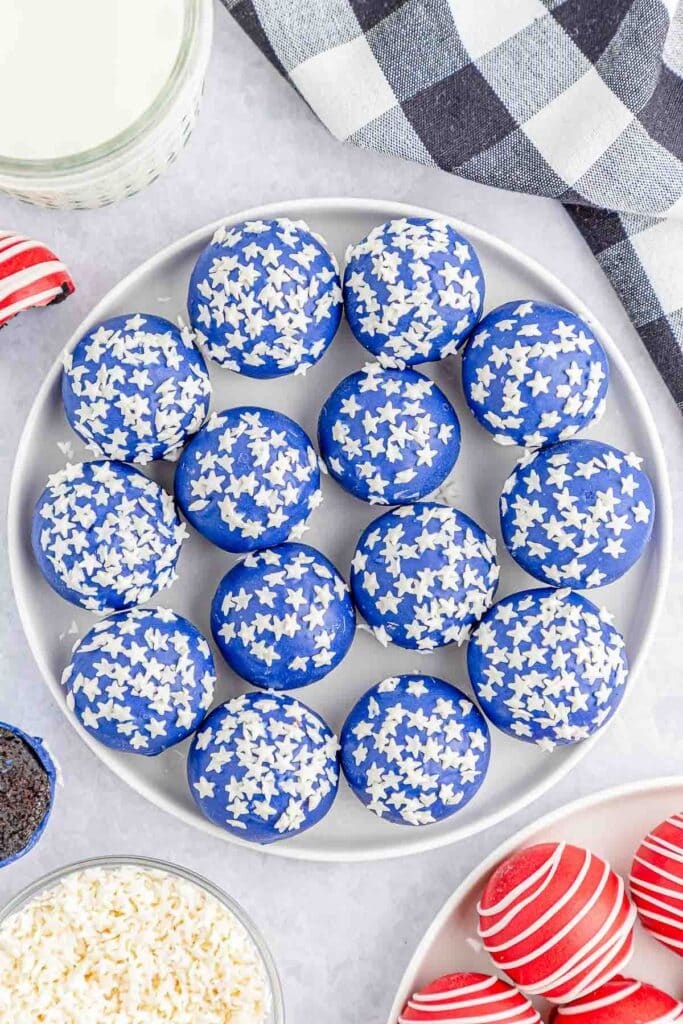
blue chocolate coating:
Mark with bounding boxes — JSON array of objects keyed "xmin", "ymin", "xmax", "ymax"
[
  {"xmin": 462, "ymin": 300, "xmax": 609, "ymax": 448},
  {"xmin": 188, "ymin": 217, "xmax": 342, "ymax": 378},
  {"xmin": 62, "ymin": 607, "xmax": 216, "ymax": 756},
  {"xmin": 467, "ymin": 588, "xmax": 629, "ymax": 750},
  {"xmin": 317, "ymin": 364, "xmax": 460, "ymax": 505},
  {"xmin": 500, "ymin": 439, "xmax": 655, "ymax": 588},
  {"xmin": 32, "ymin": 460, "xmax": 186, "ymax": 612},
  {"xmin": 0, "ymin": 721, "xmax": 56, "ymax": 869},
  {"xmin": 343, "ymin": 217, "xmax": 484, "ymax": 365},
  {"xmin": 350, "ymin": 502, "xmax": 500, "ymax": 651},
  {"xmin": 187, "ymin": 692, "xmax": 339, "ymax": 844},
  {"xmin": 174, "ymin": 406, "xmax": 322, "ymax": 554},
  {"xmin": 211, "ymin": 543, "xmax": 355, "ymax": 691},
  {"xmin": 340, "ymin": 675, "xmax": 490, "ymax": 826},
  {"xmin": 62, "ymin": 313, "xmax": 211, "ymax": 464}
]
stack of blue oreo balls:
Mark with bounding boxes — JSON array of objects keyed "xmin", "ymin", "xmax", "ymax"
[{"xmin": 33, "ymin": 214, "xmax": 655, "ymax": 848}]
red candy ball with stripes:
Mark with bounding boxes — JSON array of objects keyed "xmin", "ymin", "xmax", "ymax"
[
  {"xmin": 630, "ymin": 811, "xmax": 683, "ymax": 957},
  {"xmin": 0, "ymin": 231, "xmax": 74, "ymax": 329},
  {"xmin": 550, "ymin": 976, "xmax": 683, "ymax": 1022},
  {"xmin": 477, "ymin": 842, "xmax": 636, "ymax": 1004},
  {"xmin": 398, "ymin": 973, "xmax": 540, "ymax": 1023}
]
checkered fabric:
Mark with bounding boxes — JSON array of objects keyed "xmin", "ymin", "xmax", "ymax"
[{"xmin": 223, "ymin": 0, "xmax": 683, "ymax": 409}]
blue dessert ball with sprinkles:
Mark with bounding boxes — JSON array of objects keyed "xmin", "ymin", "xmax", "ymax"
[
  {"xmin": 468, "ymin": 588, "xmax": 628, "ymax": 752},
  {"xmin": 317, "ymin": 362, "xmax": 461, "ymax": 505},
  {"xmin": 174, "ymin": 406, "xmax": 322, "ymax": 554},
  {"xmin": 211, "ymin": 543, "xmax": 355, "ymax": 691},
  {"xmin": 350, "ymin": 502, "xmax": 500, "ymax": 651},
  {"xmin": 188, "ymin": 217, "xmax": 343, "ymax": 378},
  {"xmin": 32, "ymin": 460, "xmax": 187, "ymax": 612},
  {"xmin": 61, "ymin": 313, "xmax": 211, "ymax": 465},
  {"xmin": 500, "ymin": 438, "xmax": 655, "ymax": 589},
  {"xmin": 61, "ymin": 607, "xmax": 216, "ymax": 756},
  {"xmin": 462, "ymin": 300, "xmax": 608, "ymax": 448},
  {"xmin": 340, "ymin": 675, "xmax": 491, "ymax": 826},
  {"xmin": 343, "ymin": 217, "xmax": 485, "ymax": 366},
  {"xmin": 187, "ymin": 692, "xmax": 340, "ymax": 844}
]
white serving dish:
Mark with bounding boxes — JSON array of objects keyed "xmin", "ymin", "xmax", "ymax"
[
  {"xmin": 8, "ymin": 198, "xmax": 672, "ymax": 862},
  {"xmin": 386, "ymin": 776, "xmax": 683, "ymax": 1022}
]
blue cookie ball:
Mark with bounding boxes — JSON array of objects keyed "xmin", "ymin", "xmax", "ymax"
[
  {"xmin": 188, "ymin": 217, "xmax": 342, "ymax": 378},
  {"xmin": 468, "ymin": 588, "xmax": 629, "ymax": 751},
  {"xmin": 211, "ymin": 543, "xmax": 355, "ymax": 691},
  {"xmin": 462, "ymin": 300, "xmax": 608, "ymax": 448},
  {"xmin": 317, "ymin": 363, "xmax": 460, "ymax": 505},
  {"xmin": 187, "ymin": 692, "xmax": 339, "ymax": 844},
  {"xmin": 32, "ymin": 460, "xmax": 187, "ymax": 612},
  {"xmin": 343, "ymin": 217, "xmax": 484, "ymax": 365},
  {"xmin": 62, "ymin": 313, "xmax": 211, "ymax": 464},
  {"xmin": 175, "ymin": 406, "xmax": 322, "ymax": 554},
  {"xmin": 341, "ymin": 675, "xmax": 490, "ymax": 826},
  {"xmin": 350, "ymin": 502, "xmax": 499, "ymax": 650},
  {"xmin": 62, "ymin": 607, "xmax": 216, "ymax": 756},
  {"xmin": 0, "ymin": 722, "xmax": 56, "ymax": 868},
  {"xmin": 500, "ymin": 439, "xmax": 655, "ymax": 588}
]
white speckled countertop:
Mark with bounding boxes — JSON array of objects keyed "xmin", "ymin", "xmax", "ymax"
[{"xmin": 0, "ymin": 7, "xmax": 681, "ymax": 1022}]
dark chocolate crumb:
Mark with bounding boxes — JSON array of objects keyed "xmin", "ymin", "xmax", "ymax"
[{"xmin": 0, "ymin": 728, "xmax": 51, "ymax": 862}]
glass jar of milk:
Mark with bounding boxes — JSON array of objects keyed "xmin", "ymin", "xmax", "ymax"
[{"xmin": 0, "ymin": 0, "xmax": 213, "ymax": 208}]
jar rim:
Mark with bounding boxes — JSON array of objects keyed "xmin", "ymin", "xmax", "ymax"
[
  {"xmin": 0, "ymin": 854, "xmax": 285, "ymax": 1023},
  {"xmin": 0, "ymin": 0, "xmax": 210, "ymax": 179}
]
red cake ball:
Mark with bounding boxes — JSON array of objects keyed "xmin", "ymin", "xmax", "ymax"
[
  {"xmin": 630, "ymin": 812, "xmax": 683, "ymax": 957},
  {"xmin": 0, "ymin": 231, "xmax": 74, "ymax": 328},
  {"xmin": 477, "ymin": 842, "xmax": 636, "ymax": 1004},
  {"xmin": 398, "ymin": 973, "xmax": 541, "ymax": 1022},
  {"xmin": 551, "ymin": 977, "xmax": 683, "ymax": 1022}
]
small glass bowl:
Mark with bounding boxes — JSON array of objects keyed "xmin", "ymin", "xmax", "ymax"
[
  {"xmin": 0, "ymin": 0, "xmax": 213, "ymax": 209},
  {"xmin": 0, "ymin": 855, "xmax": 285, "ymax": 1023}
]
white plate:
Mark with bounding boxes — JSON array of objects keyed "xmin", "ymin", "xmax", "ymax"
[
  {"xmin": 386, "ymin": 776, "xmax": 683, "ymax": 1021},
  {"xmin": 8, "ymin": 198, "xmax": 672, "ymax": 862}
]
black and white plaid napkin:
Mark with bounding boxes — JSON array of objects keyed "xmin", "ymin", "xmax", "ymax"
[{"xmin": 223, "ymin": 0, "xmax": 683, "ymax": 410}]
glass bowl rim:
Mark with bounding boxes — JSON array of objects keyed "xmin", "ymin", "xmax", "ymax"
[
  {"xmin": 0, "ymin": 853, "xmax": 285, "ymax": 1024},
  {"xmin": 0, "ymin": 0, "xmax": 212, "ymax": 179}
]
